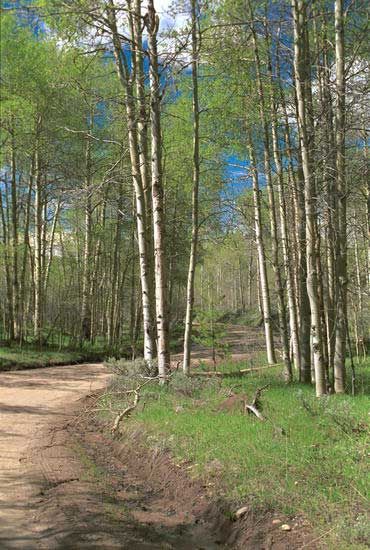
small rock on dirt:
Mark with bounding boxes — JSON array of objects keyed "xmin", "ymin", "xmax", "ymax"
[
  {"xmin": 235, "ymin": 506, "xmax": 249, "ymax": 519},
  {"xmin": 281, "ymin": 524, "xmax": 292, "ymax": 531},
  {"xmin": 272, "ymin": 519, "xmax": 281, "ymax": 525}
]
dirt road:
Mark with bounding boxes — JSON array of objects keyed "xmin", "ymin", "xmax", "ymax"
[
  {"xmin": 0, "ymin": 342, "xmax": 314, "ymax": 549},
  {"xmin": 0, "ymin": 363, "xmax": 223, "ymax": 550},
  {"xmin": 0, "ymin": 363, "xmax": 111, "ymax": 549}
]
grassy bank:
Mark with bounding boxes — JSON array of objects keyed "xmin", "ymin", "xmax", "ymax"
[
  {"xmin": 0, "ymin": 345, "xmax": 105, "ymax": 371},
  {"xmin": 106, "ymin": 357, "xmax": 369, "ymax": 549}
]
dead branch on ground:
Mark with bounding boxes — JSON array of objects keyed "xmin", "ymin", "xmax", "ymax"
[
  {"xmin": 244, "ymin": 384, "xmax": 269, "ymax": 421},
  {"xmin": 111, "ymin": 378, "xmax": 153, "ymax": 435},
  {"xmin": 189, "ymin": 364, "xmax": 283, "ymax": 377}
]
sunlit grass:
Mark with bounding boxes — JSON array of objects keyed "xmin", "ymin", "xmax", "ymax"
[{"xmin": 120, "ymin": 356, "xmax": 370, "ymax": 549}]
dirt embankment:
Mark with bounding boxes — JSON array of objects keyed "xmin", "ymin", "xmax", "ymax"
[{"xmin": 20, "ymin": 405, "xmax": 318, "ymax": 549}]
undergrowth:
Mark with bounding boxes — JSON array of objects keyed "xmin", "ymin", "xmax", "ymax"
[{"xmin": 104, "ymin": 355, "xmax": 370, "ymax": 549}]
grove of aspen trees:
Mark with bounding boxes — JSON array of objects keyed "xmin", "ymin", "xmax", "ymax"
[{"xmin": 1, "ymin": 0, "xmax": 368, "ymax": 395}]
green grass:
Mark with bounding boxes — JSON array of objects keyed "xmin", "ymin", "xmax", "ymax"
[
  {"xmin": 0, "ymin": 345, "xmax": 104, "ymax": 371},
  {"xmin": 110, "ymin": 357, "xmax": 370, "ymax": 549}
]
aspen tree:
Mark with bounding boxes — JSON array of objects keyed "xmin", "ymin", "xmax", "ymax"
[
  {"xmin": 267, "ymin": 48, "xmax": 301, "ymax": 375},
  {"xmin": 107, "ymin": 0, "xmax": 155, "ymax": 365},
  {"xmin": 292, "ymin": 0, "xmax": 326, "ymax": 396},
  {"xmin": 81, "ymin": 133, "xmax": 93, "ymax": 342},
  {"xmin": 183, "ymin": 0, "xmax": 201, "ymax": 375},
  {"xmin": 10, "ymin": 130, "xmax": 20, "ymax": 340},
  {"xmin": 33, "ymin": 149, "xmax": 43, "ymax": 343},
  {"xmin": 334, "ymin": 0, "xmax": 347, "ymax": 393},
  {"xmin": 147, "ymin": 0, "xmax": 170, "ymax": 379},
  {"xmin": 247, "ymin": 129, "xmax": 276, "ymax": 365},
  {"xmin": 248, "ymin": 0, "xmax": 291, "ymax": 380}
]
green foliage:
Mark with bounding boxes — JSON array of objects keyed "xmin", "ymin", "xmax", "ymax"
[{"xmin": 120, "ymin": 357, "xmax": 370, "ymax": 549}]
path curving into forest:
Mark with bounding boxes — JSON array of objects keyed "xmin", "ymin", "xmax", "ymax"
[
  {"xmin": 0, "ymin": 328, "xmax": 271, "ymax": 549},
  {"xmin": 172, "ymin": 324, "xmax": 266, "ymax": 367},
  {"xmin": 0, "ymin": 363, "xmax": 111, "ymax": 549}
]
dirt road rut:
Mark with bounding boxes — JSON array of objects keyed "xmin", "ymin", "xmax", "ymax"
[{"xmin": 0, "ymin": 364, "xmax": 110, "ymax": 548}]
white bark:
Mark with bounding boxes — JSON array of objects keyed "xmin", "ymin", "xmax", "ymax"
[
  {"xmin": 292, "ymin": 0, "xmax": 326, "ymax": 396},
  {"xmin": 247, "ymin": 131, "xmax": 276, "ymax": 365},
  {"xmin": 333, "ymin": 0, "xmax": 347, "ymax": 393},
  {"xmin": 107, "ymin": 0, "xmax": 154, "ymax": 364},
  {"xmin": 147, "ymin": 0, "xmax": 170, "ymax": 379},
  {"xmin": 183, "ymin": 0, "xmax": 200, "ymax": 375}
]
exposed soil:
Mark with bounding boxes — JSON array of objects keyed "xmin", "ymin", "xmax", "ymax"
[
  {"xmin": 22, "ymin": 405, "xmax": 319, "ymax": 549},
  {"xmin": 0, "ymin": 335, "xmax": 320, "ymax": 549},
  {"xmin": 0, "ymin": 363, "xmax": 111, "ymax": 548}
]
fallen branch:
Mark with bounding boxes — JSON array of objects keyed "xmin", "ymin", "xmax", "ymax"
[
  {"xmin": 189, "ymin": 364, "xmax": 283, "ymax": 377},
  {"xmin": 244, "ymin": 384, "xmax": 269, "ymax": 421},
  {"xmin": 245, "ymin": 403, "xmax": 265, "ymax": 421},
  {"xmin": 110, "ymin": 373, "xmax": 175, "ymax": 435},
  {"xmin": 110, "ymin": 378, "xmax": 155, "ymax": 435},
  {"xmin": 111, "ymin": 390, "xmax": 140, "ymax": 435}
]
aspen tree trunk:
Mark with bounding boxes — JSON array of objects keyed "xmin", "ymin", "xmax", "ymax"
[
  {"xmin": 43, "ymin": 199, "xmax": 61, "ymax": 295},
  {"xmin": 364, "ymin": 122, "xmax": 370, "ymax": 280},
  {"xmin": 270, "ymin": 93, "xmax": 301, "ymax": 376},
  {"xmin": 90, "ymin": 198, "xmax": 105, "ymax": 342},
  {"xmin": 248, "ymin": 6, "xmax": 291, "ymax": 380},
  {"xmin": 334, "ymin": 0, "xmax": 347, "ymax": 393},
  {"xmin": 107, "ymin": 0, "xmax": 154, "ymax": 364},
  {"xmin": 147, "ymin": 0, "xmax": 170, "ymax": 379},
  {"xmin": 130, "ymin": 217, "xmax": 137, "ymax": 357},
  {"xmin": 316, "ymin": 233, "xmax": 330, "ymax": 384},
  {"xmin": 0, "ymin": 185, "xmax": 14, "ymax": 340},
  {"xmin": 133, "ymin": 0, "xmax": 152, "ymax": 230},
  {"xmin": 248, "ymin": 249, "xmax": 253, "ymax": 308},
  {"xmin": 41, "ymin": 194, "xmax": 48, "ymax": 288},
  {"xmin": 238, "ymin": 256, "xmax": 245, "ymax": 312},
  {"xmin": 277, "ymin": 63, "xmax": 311, "ymax": 380},
  {"xmin": 108, "ymin": 200, "xmax": 122, "ymax": 347},
  {"xmin": 354, "ymin": 223, "xmax": 365, "ymax": 355},
  {"xmin": 10, "ymin": 135, "xmax": 20, "ymax": 340},
  {"xmin": 33, "ymin": 151, "xmax": 43, "ymax": 344},
  {"xmin": 183, "ymin": 0, "xmax": 200, "ymax": 375},
  {"xmin": 132, "ymin": 0, "xmax": 155, "ymax": 339},
  {"xmin": 247, "ymin": 130, "xmax": 276, "ymax": 365},
  {"xmin": 292, "ymin": 0, "xmax": 326, "ymax": 396},
  {"xmin": 296, "ymin": 149, "xmax": 312, "ymax": 383},
  {"xmin": 167, "ymin": 204, "xmax": 177, "ymax": 317},
  {"xmin": 315, "ymin": 11, "xmax": 337, "ymax": 375},
  {"xmin": 20, "ymin": 158, "xmax": 34, "ymax": 341},
  {"xmin": 267, "ymin": 32, "xmax": 301, "ymax": 375},
  {"xmin": 81, "ymin": 135, "xmax": 92, "ymax": 342}
]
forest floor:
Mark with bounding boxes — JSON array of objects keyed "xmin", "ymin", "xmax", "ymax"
[{"xmin": 0, "ymin": 330, "xmax": 367, "ymax": 549}]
